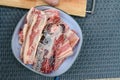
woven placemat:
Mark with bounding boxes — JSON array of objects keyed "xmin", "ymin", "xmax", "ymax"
[{"xmin": 1, "ymin": 0, "xmax": 120, "ymax": 80}]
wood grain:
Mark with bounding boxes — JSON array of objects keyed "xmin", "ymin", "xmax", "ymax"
[{"xmin": 0, "ymin": 0, "xmax": 87, "ymax": 17}]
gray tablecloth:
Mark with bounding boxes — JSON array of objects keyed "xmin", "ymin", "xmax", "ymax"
[{"xmin": 0, "ymin": 0, "xmax": 120, "ymax": 80}]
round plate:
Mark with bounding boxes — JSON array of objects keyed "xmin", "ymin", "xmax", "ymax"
[{"xmin": 11, "ymin": 6, "xmax": 83, "ymax": 77}]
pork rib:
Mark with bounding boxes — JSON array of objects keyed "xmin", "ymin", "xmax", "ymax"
[
  {"xmin": 19, "ymin": 8, "xmax": 80, "ymax": 73},
  {"xmin": 21, "ymin": 8, "xmax": 47, "ymax": 64},
  {"xmin": 56, "ymin": 40, "xmax": 73, "ymax": 59},
  {"xmin": 65, "ymin": 30, "xmax": 79, "ymax": 48}
]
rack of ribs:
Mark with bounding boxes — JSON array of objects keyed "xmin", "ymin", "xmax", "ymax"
[{"xmin": 19, "ymin": 8, "xmax": 79, "ymax": 73}]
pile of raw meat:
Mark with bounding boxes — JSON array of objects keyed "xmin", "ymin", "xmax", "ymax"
[{"xmin": 19, "ymin": 8, "xmax": 79, "ymax": 73}]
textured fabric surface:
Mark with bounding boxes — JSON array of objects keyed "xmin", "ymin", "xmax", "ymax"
[{"xmin": 0, "ymin": 0, "xmax": 120, "ymax": 80}]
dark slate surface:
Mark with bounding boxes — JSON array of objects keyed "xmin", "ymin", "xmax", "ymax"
[{"xmin": 0, "ymin": 0, "xmax": 120, "ymax": 80}]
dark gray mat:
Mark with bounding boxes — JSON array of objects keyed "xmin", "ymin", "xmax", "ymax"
[{"xmin": 0, "ymin": 0, "xmax": 120, "ymax": 80}]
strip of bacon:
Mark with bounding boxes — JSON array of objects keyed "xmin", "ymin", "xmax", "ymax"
[
  {"xmin": 20, "ymin": 8, "xmax": 36, "ymax": 58},
  {"xmin": 65, "ymin": 30, "xmax": 79, "ymax": 48},
  {"xmin": 56, "ymin": 39, "xmax": 73, "ymax": 59},
  {"xmin": 21, "ymin": 8, "xmax": 47, "ymax": 64}
]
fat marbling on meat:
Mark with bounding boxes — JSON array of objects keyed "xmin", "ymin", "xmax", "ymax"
[{"xmin": 19, "ymin": 8, "xmax": 79, "ymax": 73}]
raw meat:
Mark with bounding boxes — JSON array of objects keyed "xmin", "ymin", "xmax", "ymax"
[
  {"xmin": 19, "ymin": 7, "xmax": 79, "ymax": 73},
  {"xmin": 20, "ymin": 8, "xmax": 47, "ymax": 64}
]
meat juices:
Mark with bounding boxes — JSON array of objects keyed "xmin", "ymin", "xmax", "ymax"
[{"xmin": 19, "ymin": 8, "xmax": 79, "ymax": 73}]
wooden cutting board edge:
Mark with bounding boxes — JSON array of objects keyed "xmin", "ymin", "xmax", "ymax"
[{"xmin": 0, "ymin": 0, "xmax": 87, "ymax": 17}]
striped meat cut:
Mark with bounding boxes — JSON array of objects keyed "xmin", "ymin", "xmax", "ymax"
[
  {"xmin": 19, "ymin": 8, "xmax": 79, "ymax": 73},
  {"xmin": 20, "ymin": 8, "xmax": 47, "ymax": 64}
]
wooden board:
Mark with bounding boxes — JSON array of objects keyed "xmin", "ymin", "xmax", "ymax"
[{"xmin": 0, "ymin": 0, "xmax": 87, "ymax": 17}]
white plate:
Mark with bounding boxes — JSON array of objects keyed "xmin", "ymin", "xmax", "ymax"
[{"xmin": 11, "ymin": 6, "xmax": 83, "ymax": 77}]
